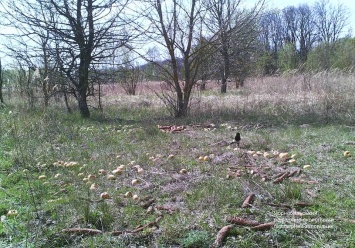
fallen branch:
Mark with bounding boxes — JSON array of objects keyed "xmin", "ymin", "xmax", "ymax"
[
  {"xmin": 213, "ymin": 224, "xmax": 234, "ymax": 248},
  {"xmin": 155, "ymin": 205, "xmax": 176, "ymax": 214},
  {"xmin": 227, "ymin": 171, "xmax": 241, "ymax": 178},
  {"xmin": 140, "ymin": 198, "xmax": 155, "ymax": 209},
  {"xmin": 288, "ymin": 169, "xmax": 300, "ymax": 177},
  {"xmin": 273, "ymin": 172, "xmax": 289, "ymax": 184},
  {"xmin": 242, "ymin": 193, "xmax": 255, "ymax": 208},
  {"xmin": 251, "ymin": 222, "xmax": 274, "ymax": 231},
  {"xmin": 111, "ymin": 216, "xmax": 163, "ymax": 236},
  {"xmin": 227, "ymin": 217, "xmax": 260, "ymax": 226},
  {"xmin": 62, "ymin": 228, "xmax": 102, "ymax": 236},
  {"xmin": 289, "ymin": 178, "xmax": 317, "ymax": 184},
  {"xmin": 294, "ymin": 202, "xmax": 312, "ymax": 208},
  {"xmin": 337, "ymin": 218, "xmax": 355, "ymax": 224},
  {"xmin": 267, "ymin": 203, "xmax": 292, "ymax": 209}
]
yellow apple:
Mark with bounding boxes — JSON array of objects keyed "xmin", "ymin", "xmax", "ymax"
[
  {"xmin": 125, "ymin": 191, "xmax": 133, "ymax": 198},
  {"xmin": 88, "ymin": 174, "xmax": 96, "ymax": 181},
  {"xmin": 100, "ymin": 192, "xmax": 110, "ymax": 199},
  {"xmin": 112, "ymin": 168, "xmax": 122, "ymax": 175},
  {"xmin": 279, "ymin": 152, "xmax": 289, "ymax": 161},
  {"xmin": 303, "ymin": 165, "xmax": 311, "ymax": 169},
  {"xmin": 90, "ymin": 183, "xmax": 98, "ymax": 191},
  {"xmin": 38, "ymin": 175, "xmax": 47, "ymax": 180},
  {"xmin": 344, "ymin": 151, "xmax": 351, "ymax": 157},
  {"xmin": 107, "ymin": 174, "xmax": 116, "ymax": 180},
  {"xmin": 288, "ymin": 159, "xmax": 297, "ymax": 165},
  {"xmin": 179, "ymin": 169, "xmax": 188, "ymax": 174},
  {"xmin": 7, "ymin": 210, "xmax": 18, "ymax": 217},
  {"xmin": 131, "ymin": 179, "xmax": 139, "ymax": 186},
  {"xmin": 263, "ymin": 152, "xmax": 271, "ymax": 159}
]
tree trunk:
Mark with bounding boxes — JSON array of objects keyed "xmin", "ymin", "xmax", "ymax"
[
  {"xmin": 175, "ymin": 85, "xmax": 192, "ymax": 118},
  {"xmin": 77, "ymin": 87, "xmax": 90, "ymax": 118},
  {"xmin": 0, "ymin": 59, "xmax": 4, "ymax": 105},
  {"xmin": 221, "ymin": 77, "xmax": 227, "ymax": 93},
  {"xmin": 220, "ymin": 44, "xmax": 230, "ymax": 94}
]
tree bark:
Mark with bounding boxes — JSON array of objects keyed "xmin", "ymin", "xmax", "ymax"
[
  {"xmin": 77, "ymin": 86, "xmax": 90, "ymax": 118},
  {"xmin": 0, "ymin": 59, "xmax": 4, "ymax": 105}
]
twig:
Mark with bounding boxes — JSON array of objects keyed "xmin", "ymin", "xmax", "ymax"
[
  {"xmin": 111, "ymin": 215, "xmax": 163, "ymax": 236},
  {"xmin": 62, "ymin": 228, "xmax": 102, "ymax": 236},
  {"xmin": 273, "ymin": 172, "xmax": 289, "ymax": 183}
]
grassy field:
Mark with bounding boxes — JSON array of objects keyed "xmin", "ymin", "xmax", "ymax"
[{"xmin": 0, "ymin": 72, "xmax": 355, "ymax": 247}]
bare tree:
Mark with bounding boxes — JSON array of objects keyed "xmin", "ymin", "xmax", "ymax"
[
  {"xmin": 205, "ymin": 0, "xmax": 264, "ymax": 93},
  {"xmin": 297, "ymin": 4, "xmax": 317, "ymax": 64},
  {"xmin": 257, "ymin": 9, "xmax": 284, "ymax": 75},
  {"xmin": 1, "ymin": 0, "xmax": 130, "ymax": 118},
  {"xmin": 134, "ymin": 0, "xmax": 212, "ymax": 117},
  {"xmin": 314, "ymin": 0, "xmax": 349, "ymax": 44}
]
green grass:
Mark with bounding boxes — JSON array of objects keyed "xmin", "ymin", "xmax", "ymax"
[{"xmin": 1, "ymin": 79, "xmax": 355, "ymax": 247}]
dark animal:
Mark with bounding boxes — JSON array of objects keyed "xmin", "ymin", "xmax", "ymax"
[{"xmin": 235, "ymin": 132, "xmax": 241, "ymax": 147}]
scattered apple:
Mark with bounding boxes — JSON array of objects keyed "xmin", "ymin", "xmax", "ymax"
[
  {"xmin": 54, "ymin": 173, "xmax": 61, "ymax": 178},
  {"xmin": 263, "ymin": 152, "xmax": 271, "ymax": 159},
  {"xmin": 88, "ymin": 174, "xmax": 96, "ymax": 181},
  {"xmin": 303, "ymin": 165, "xmax": 311, "ymax": 169},
  {"xmin": 288, "ymin": 159, "xmax": 297, "ymax": 165},
  {"xmin": 112, "ymin": 168, "xmax": 123, "ymax": 175},
  {"xmin": 198, "ymin": 156, "xmax": 204, "ymax": 161},
  {"xmin": 279, "ymin": 152, "xmax": 289, "ymax": 161},
  {"xmin": 125, "ymin": 191, "xmax": 133, "ymax": 198},
  {"xmin": 107, "ymin": 174, "xmax": 116, "ymax": 180},
  {"xmin": 78, "ymin": 172, "xmax": 85, "ymax": 178},
  {"xmin": 132, "ymin": 194, "xmax": 139, "ymax": 200},
  {"xmin": 100, "ymin": 192, "xmax": 110, "ymax": 199},
  {"xmin": 7, "ymin": 210, "xmax": 18, "ymax": 217},
  {"xmin": 168, "ymin": 154, "xmax": 175, "ymax": 159},
  {"xmin": 137, "ymin": 167, "xmax": 144, "ymax": 174},
  {"xmin": 90, "ymin": 183, "xmax": 98, "ymax": 191},
  {"xmin": 38, "ymin": 175, "xmax": 46, "ymax": 180},
  {"xmin": 203, "ymin": 156, "xmax": 209, "ymax": 161},
  {"xmin": 247, "ymin": 150, "xmax": 256, "ymax": 155},
  {"xmin": 131, "ymin": 179, "xmax": 139, "ymax": 186},
  {"xmin": 179, "ymin": 169, "xmax": 188, "ymax": 174},
  {"xmin": 344, "ymin": 151, "xmax": 351, "ymax": 157},
  {"xmin": 98, "ymin": 169, "xmax": 107, "ymax": 175}
]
